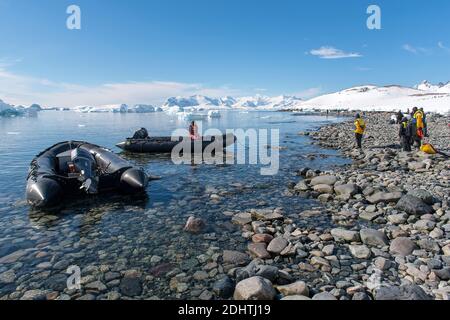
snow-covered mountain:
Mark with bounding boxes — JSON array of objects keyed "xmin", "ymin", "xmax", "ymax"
[
  {"xmin": 3, "ymin": 80, "xmax": 450, "ymax": 116},
  {"xmin": 74, "ymin": 104, "xmax": 162, "ymax": 113},
  {"xmin": 0, "ymin": 99, "xmax": 42, "ymax": 117},
  {"xmin": 161, "ymin": 94, "xmax": 303, "ymax": 113},
  {"xmin": 298, "ymin": 82, "xmax": 450, "ymax": 113},
  {"xmin": 415, "ymin": 80, "xmax": 450, "ymax": 93}
]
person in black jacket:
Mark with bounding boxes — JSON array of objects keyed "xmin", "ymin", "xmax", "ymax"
[
  {"xmin": 396, "ymin": 110, "xmax": 403, "ymax": 124},
  {"xmin": 399, "ymin": 117, "xmax": 412, "ymax": 151},
  {"xmin": 132, "ymin": 127, "xmax": 149, "ymax": 139}
]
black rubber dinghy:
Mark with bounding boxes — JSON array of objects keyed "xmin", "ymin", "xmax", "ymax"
[
  {"xmin": 116, "ymin": 133, "xmax": 236, "ymax": 154},
  {"xmin": 26, "ymin": 141, "xmax": 149, "ymax": 208}
]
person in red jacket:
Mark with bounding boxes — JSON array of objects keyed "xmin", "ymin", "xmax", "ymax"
[{"xmin": 189, "ymin": 121, "xmax": 199, "ymax": 140}]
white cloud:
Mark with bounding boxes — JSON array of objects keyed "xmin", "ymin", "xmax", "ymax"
[
  {"xmin": 438, "ymin": 41, "xmax": 450, "ymax": 53},
  {"xmin": 309, "ymin": 46, "xmax": 362, "ymax": 59},
  {"xmin": 402, "ymin": 44, "xmax": 432, "ymax": 55},
  {"xmin": 0, "ymin": 67, "xmax": 241, "ymax": 107}
]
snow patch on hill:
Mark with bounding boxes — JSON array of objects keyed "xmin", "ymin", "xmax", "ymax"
[{"xmin": 299, "ymin": 83, "xmax": 450, "ymax": 113}]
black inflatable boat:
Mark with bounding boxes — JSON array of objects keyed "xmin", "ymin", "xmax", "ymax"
[
  {"xmin": 116, "ymin": 133, "xmax": 236, "ymax": 154},
  {"xmin": 26, "ymin": 141, "xmax": 149, "ymax": 208}
]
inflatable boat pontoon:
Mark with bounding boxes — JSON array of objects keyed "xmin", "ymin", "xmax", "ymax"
[
  {"xmin": 116, "ymin": 133, "xmax": 236, "ymax": 154},
  {"xmin": 26, "ymin": 141, "xmax": 149, "ymax": 208}
]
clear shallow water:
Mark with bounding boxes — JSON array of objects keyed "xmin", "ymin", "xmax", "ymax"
[{"xmin": 0, "ymin": 110, "xmax": 349, "ymax": 299}]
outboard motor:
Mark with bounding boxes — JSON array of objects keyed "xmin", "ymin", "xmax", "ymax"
[{"xmin": 71, "ymin": 148, "xmax": 99, "ymax": 194}]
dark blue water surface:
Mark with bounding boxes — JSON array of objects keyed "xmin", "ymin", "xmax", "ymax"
[{"xmin": 0, "ymin": 110, "xmax": 349, "ymax": 299}]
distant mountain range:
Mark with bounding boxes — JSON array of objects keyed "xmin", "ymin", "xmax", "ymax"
[{"xmin": 1, "ymin": 81, "xmax": 450, "ymax": 116}]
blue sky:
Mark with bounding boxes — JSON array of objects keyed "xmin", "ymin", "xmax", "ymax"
[{"xmin": 0, "ymin": 0, "xmax": 449, "ymax": 107}]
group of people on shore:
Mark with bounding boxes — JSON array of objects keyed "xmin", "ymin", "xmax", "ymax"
[{"xmin": 354, "ymin": 107, "xmax": 429, "ymax": 152}]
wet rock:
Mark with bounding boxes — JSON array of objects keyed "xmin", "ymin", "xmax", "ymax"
[
  {"xmin": 352, "ymin": 292, "xmax": 371, "ymax": 300},
  {"xmin": 417, "ymin": 239, "xmax": 440, "ymax": 252},
  {"xmin": 334, "ymin": 184, "xmax": 359, "ymax": 197},
  {"xmin": 199, "ymin": 290, "xmax": 213, "ymax": 300},
  {"xmin": 232, "ymin": 212, "xmax": 252, "ymax": 225},
  {"xmin": 149, "ymin": 263, "xmax": 175, "ymax": 277},
  {"xmin": 233, "ymin": 276, "xmax": 276, "ymax": 300},
  {"xmin": 252, "ymin": 234, "xmax": 273, "ymax": 244},
  {"xmin": 77, "ymin": 294, "xmax": 96, "ymax": 301},
  {"xmin": 184, "ymin": 216, "xmax": 206, "ymax": 234},
  {"xmin": 312, "ymin": 292, "xmax": 337, "ymax": 300},
  {"xmin": 281, "ymin": 295, "xmax": 311, "ymax": 300},
  {"xmin": 313, "ymin": 184, "xmax": 334, "ymax": 194},
  {"xmin": 366, "ymin": 192, "xmax": 403, "ymax": 204},
  {"xmin": 213, "ymin": 276, "xmax": 235, "ymax": 299},
  {"xmin": 267, "ymin": 237, "xmax": 288, "ymax": 255},
  {"xmin": 414, "ymin": 220, "xmax": 436, "ymax": 232},
  {"xmin": 374, "ymin": 285, "xmax": 431, "ymax": 300},
  {"xmin": 255, "ymin": 265, "xmax": 279, "ymax": 282},
  {"xmin": 359, "ymin": 211, "xmax": 382, "ymax": 222},
  {"xmin": 294, "ymin": 181, "xmax": 309, "ymax": 191},
  {"xmin": 119, "ymin": 277, "xmax": 142, "ymax": 297},
  {"xmin": 442, "ymin": 244, "xmax": 450, "ymax": 256},
  {"xmin": 388, "ymin": 213, "xmax": 408, "ymax": 224},
  {"xmin": 310, "ymin": 175, "xmax": 337, "ymax": 186},
  {"xmin": 44, "ymin": 274, "xmax": 67, "ymax": 291},
  {"xmin": 248, "ymin": 243, "xmax": 271, "ymax": 259},
  {"xmin": 20, "ymin": 290, "xmax": 47, "ymax": 300},
  {"xmin": 331, "ymin": 228, "xmax": 360, "ymax": 242},
  {"xmin": 0, "ymin": 249, "xmax": 28, "ymax": 264},
  {"xmin": 85, "ymin": 280, "xmax": 107, "ymax": 292},
  {"xmin": 349, "ymin": 245, "xmax": 371, "ymax": 259},
  {"xmin": 373, "ymin": 257, "xmax": 391, "ymax": 270},
  {"xmin": 360, "ymin": 228, "xmax": 389, "ymax": 247},
  {"xmin": 389, "ymin": 237, "xmax": 417, "ymax": 256},
  {"xmin": 433, "ymin": 268, "xmax": 450, "ymax": 281},
  {"xmin": 223, "ymin": 250, "xmax": 250, "ymax": 266},
  {"xmin": 408, "ymin": 162, "xmax": 426, "ymax": 171},
  {"xmin": 396, "ymin": 195, "xmax": 433, "ymax": 216},
  {"xmin": 407, "ymin": 190, "xmax": 435, "ymax": 205},
  {"xmin": 0, "ymin": 270, "xmax": 16, "ymax": 284},
  {"xmin": 193, "ymin": 271, "xmax": 209, "ymax": 281},
  {"xmin": 252, "ymin": 208, "xmax": 284, "ymax": 221},
  {"xmin": 104, "ymin": 272, "xmax": 121, "ymax": 282},
  {"xmin": 276, "ymin": 281, "xmax": 309, "ymax": 297}
]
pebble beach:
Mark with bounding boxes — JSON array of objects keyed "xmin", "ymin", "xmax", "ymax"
[{"xmin": 1, "ymin": 111, "xmax": 449, "ymax": 301}]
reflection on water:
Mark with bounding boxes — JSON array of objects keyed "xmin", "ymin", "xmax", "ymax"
[{"xmin": 0, "ymin": 111, "xmax": 349, "ymax": 299}]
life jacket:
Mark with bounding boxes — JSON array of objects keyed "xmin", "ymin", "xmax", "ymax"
[
  {"xmin": 420, "ymin": 143, "xmax": 437, "ymax": 154},
  {"xmin": 354, "ymin": 118, "xmax": 366, "ymax": 134},
  {"xmin": 414, "ymin": 110, "xmax": 424, "ymax": 129}
]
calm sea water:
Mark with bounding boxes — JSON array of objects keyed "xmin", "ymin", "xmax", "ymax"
[{"xmin": 0, "ymin": 110, "xmax": 348, "ymax": 299}]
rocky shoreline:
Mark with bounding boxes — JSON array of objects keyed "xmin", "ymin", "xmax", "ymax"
[
  {"xmin": 222, "ymin": 112, "xmax": 450, "ymax": 300},
  {"xmin": 1, "ymin": 112, "xmax": 449, "ymax": 300}
]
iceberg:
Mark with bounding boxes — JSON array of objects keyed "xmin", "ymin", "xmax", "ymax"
[
  {"xmin": 208, "ymin": 110, "xmax": 221, "ymax": 118},
  {"xmin": 0, "ymin": 99, "xmax": 42, "ymax": 117},
  {"xmin": 74, "ymin": 104, "xmax": 162, "ymax": 113}
]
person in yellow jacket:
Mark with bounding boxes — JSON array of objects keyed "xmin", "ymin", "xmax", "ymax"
[
  {"xmin": 412, "ymin": 107, "xmax": 424, "ymax": 148},
  {"xmin": 354, "ymin": 113, "xmax": 365, "ymax": 149}
]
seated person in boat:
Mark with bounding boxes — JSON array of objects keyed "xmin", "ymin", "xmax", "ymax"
[
  {"xmin": 189, "ymin": 121, "xmax": 200, "ymax": 140},
  {"xmin": 132, "ymin": 127, "xmax": 149, "ymax": 139}
]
